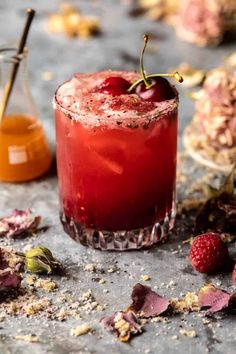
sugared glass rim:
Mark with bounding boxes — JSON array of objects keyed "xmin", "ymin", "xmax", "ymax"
[{"xmin": 53, "ymin": 72, "xmax": 179, "ymax": 128}]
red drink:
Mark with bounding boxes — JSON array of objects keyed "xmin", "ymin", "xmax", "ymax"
[{"xmin": 54, "ymin": 71, "xmax": 178, "ymax": 250}]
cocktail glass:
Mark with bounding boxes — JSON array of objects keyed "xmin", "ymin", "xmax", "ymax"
[{"xmin": 54, "ymin": 71, "xmax": 178, "ymax": 250}]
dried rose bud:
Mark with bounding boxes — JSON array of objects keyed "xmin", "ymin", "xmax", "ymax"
[{"xmin": 24, "ymin": 246, "xmax": 60, "ymax": 274}]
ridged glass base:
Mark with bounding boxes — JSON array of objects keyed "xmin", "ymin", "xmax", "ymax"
[{"xmin": 60, "ymin": 210, "xmax": 175, "ymax": 250}]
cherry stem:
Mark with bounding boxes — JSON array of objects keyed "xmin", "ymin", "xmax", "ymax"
[
  {"xmin": 140, "ymin": 34, "xmax": 151, "ymax": 89},
  {"xmin": 127, "ymin": 72, "xmax": 184, "ymax": 93},
  {"xmin": 127, "ymin": 33, "xmax": 184, "ymax": 93}
]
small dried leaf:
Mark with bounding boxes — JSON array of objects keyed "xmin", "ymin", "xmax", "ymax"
[
  {"xmin": 198, "ymin": 284, "xmax": 231, "ymax": 313},
  {"xmin": 130, "ymin": 283, "xmax": 169, "ymax": 317},
  {"xmin": 0, "ymin": 209, "xmax": 41, "ymax": 239},
  {"xmin": 100, "ymin": 311, "xmax": 142, "ymax": 341}
]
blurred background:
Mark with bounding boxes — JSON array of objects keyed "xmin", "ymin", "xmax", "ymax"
[{"xmin": 0, "ymin": 2, "xmax": 235, "ymax": 352}]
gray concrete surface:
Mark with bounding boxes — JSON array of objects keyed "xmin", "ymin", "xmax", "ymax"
[{"xmin": 0, "ymin": 1, "xmax": 236, "ymax": 353}]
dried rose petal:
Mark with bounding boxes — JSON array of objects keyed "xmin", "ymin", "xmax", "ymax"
[
  {"xmin": 100, "ymin": 313, "xmax": 116, "ymax": 331},
  {"xmin": 0, "ymin": 269, "xmax": 22, "ymax": 292},
  {"xmin": 130, "ymin": 283, "xmax": 169, "ymax": 317},
  {"xmin": 100, "ymin": 311, "xmax": 142, "ymax": 341},
  {"xmin": 0, "ymin": 209, "xmax": 41, "ymax": 239},
  {"xmin": 100, "ymin": 283, "xmax": 169, "ymax": 342},
  {"xmin": 0, "ymin": 248, "xmax": 23, "ymax": 292},
  {"xmin": 198, "ymin": 284, "xmax": 231, "ymax": 313},
  {"xmin": 0, "ymin": 248, "xmax": 24, "ymax": 272}
]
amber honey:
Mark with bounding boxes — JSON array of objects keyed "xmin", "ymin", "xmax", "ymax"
[{"xmin": 0, "ymin": 114, "xmax": 52, "ymax": 182}]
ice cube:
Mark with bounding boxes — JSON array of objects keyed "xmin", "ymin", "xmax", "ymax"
[
  {"xmin": 93, "ymin": 152, "xmax": 124, "ymax": 175},
  {"xmin": 145, "ymin": 118, "xmax": 168, "ymax": 146},
  {"xmin": 87, "ymin": 138, "xmax": 126, "ymax": 175}
]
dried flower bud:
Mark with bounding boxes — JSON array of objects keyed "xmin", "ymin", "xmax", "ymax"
[{"xmin": 24, "ymin": 246, "xmax": 60, "ymax": 274}]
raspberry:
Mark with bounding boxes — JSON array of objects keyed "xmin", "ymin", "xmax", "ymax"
[{"xmin": 189, "ymin": 232, "xmax": 230, "ymax": 274}]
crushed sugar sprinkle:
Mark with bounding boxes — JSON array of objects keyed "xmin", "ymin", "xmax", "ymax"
[
  {"xmin": 180, "ymin": 329, "xmax": 197, "ymax": 338},
  {"xmin": 25, "ymin": 298, "xmax": 51, "ymax": 316},
  {"xmin": 141, "ymin": 274, "xmax": 151, "ymax": 282},
  {"xmin": 107, "ymin": 268, "xmax": 116, "ymax": 273},
  {"xmin": 171, "ymin": 292, "xmax": 200, "ymax": 313},
  {"xmin": 70, "ymin": 324, "xmax": 92, "ymax": 337},
  {"xmin": 15, "ymin": 334, "xmax": 39, "ymax": 342},
  {"xmin": 171, "ymin": 335, "xmax": 179, "ymax": 340},
  {"xmin": 26, "ymin": 275, "xmax": 57, "ymax": 292},
  {"xmin": 84, "ymin": 263, "xmax": 96, "ymax": 272}
]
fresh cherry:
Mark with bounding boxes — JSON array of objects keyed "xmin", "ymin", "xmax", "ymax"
[
  {"xmin": 127, "ymin": 34, "xmax": 183, "ymax": 102},
  {"xmin": 135, "ymin": 77, "xmax": 176, "ymax": 102},
  {"xmin": 99, "ymin": 76, "xmax": 131, "ymax": 95}
]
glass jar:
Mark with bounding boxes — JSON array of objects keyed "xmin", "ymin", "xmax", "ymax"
[{"xmin": 0, "ymin": 44, "xmax": 52, "ymax": 182}]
